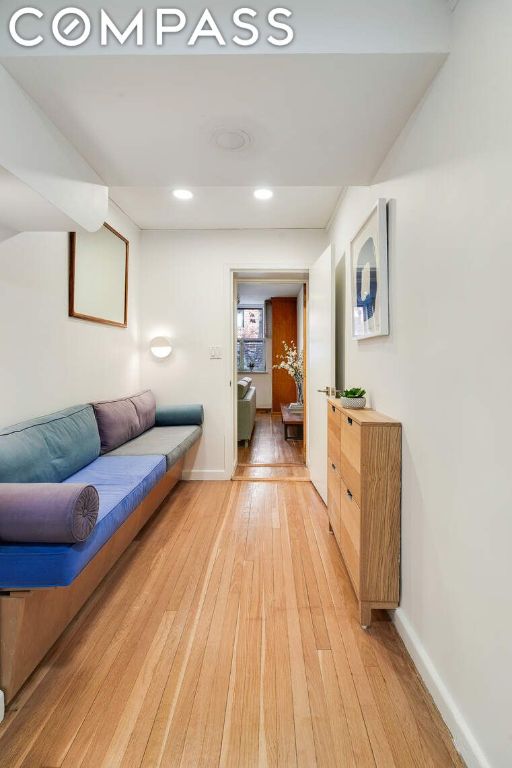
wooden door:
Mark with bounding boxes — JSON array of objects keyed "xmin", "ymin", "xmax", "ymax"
[{"xmin": 271, "ymin": 297, "xmax": 298, "ymax": 412}]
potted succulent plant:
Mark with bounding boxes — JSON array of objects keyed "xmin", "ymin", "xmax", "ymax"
[{"xmin": 340, "ymin": 387, "xmax": 366, "ymax": 409}]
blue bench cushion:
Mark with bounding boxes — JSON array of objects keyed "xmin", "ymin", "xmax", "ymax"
[
  {"xmin": 106, "ymin": 425, "xmax": 202, "ymax": 469},
  {"xmin": 0, "ymin": 455, "xmax": 166, "ymax": 589},
  {"xmin": 0, "ymin": 405, "xmax": 100, "ymax": 484}
]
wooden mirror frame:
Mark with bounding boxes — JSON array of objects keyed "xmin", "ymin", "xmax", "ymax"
[{"xmin": 69, "ymin": 222, "xmax": 129, "ymax": 328}]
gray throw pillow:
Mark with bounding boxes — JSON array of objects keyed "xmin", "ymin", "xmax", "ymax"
[
  {"xmin": 92, "ymin": 390, "xmax": 157, "ymax": 453},
  {"xmin": 92, "ymin": 398, "xmax": 140, "ymax": 453},
  {"xmin": 131, "ymin": 390, "xmax": 156, "ymax": 433},
  {"xmin": 237, "ymin": 378, "xmax": 252, "ymax": 399}
]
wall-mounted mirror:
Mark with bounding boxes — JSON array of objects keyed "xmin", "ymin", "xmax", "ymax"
[{"xmin": 69, "ymin": 223, "xmax": 129, "ymax": 328}]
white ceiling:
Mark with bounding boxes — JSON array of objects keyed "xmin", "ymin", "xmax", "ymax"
[
  {"xmin": 111, "ymin": 186, "xmax": 341, "ymax": 230},
  {"xmin": 2, "ymin": 54, "xmax": 445, "ymax": 187},
  {"xmin": 2, "ymin": 51, "xmax": 445, "ymax": 229},
  {"xmin": 238, "ymin": 282, "xmax": 303, "ymax": 304}
]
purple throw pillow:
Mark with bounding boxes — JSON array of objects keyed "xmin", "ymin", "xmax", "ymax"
[
  {"xmin": 131, "ymin": 390, "xmax": 156, "ymax": 433},
  {"xmin": 92, "ymin": 398, "xmax": 140, "ymax": 454},
  {"xmin": 92, "ymin": 391, "xmax": 156, "ymax": 453},
  {"xmin": 0, "ymin": 483, "xmax": 99, "ymax": 543}
]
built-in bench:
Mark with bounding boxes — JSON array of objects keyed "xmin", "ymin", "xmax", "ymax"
[{"xmin": 0, "ymin": 392, "xmax": 203, "ymax": 708}]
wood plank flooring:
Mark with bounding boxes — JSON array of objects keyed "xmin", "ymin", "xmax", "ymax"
[
  {"xmin": 233, "ymin": 465, "xmax": 310, "ymax": 481},
  {"xmin": 0, "ymin": 480, "xmax": 464, "ymax": 768},
  {"xmin": 235, "ymin": 411, "xmax": 309, "ymax": 481},
  {"xmin": 238, "ymin": 411, "xmax": 305, "ymax": 466}
]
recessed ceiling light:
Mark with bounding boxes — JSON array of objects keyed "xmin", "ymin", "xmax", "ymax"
[
  {"xmin": 212, "ymin": 128, "xmax": 252, "ymax": 151},
  {"xmin": 254, "ymin": 188, "xmax": 273, "ymax": 201},
  {"xmin": 173, "ymin": 189, "xmax": 194, "ymax": 201}
]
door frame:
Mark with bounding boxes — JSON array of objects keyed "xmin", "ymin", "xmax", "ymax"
[{"xmin": 224, "ymin": 264, "xmax": 311, "ymax": 478}]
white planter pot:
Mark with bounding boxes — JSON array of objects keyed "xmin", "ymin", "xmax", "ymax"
[{"xmin": 340, "ymin": 396, "xmax": 366, "ymax": 409}]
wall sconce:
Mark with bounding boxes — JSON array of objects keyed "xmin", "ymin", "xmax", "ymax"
[{"xmin": 150, "ymin": 336, "xmax": 173, "ymax": 359}]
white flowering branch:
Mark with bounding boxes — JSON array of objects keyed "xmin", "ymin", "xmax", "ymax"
[{"xmin": 273, "ymin": 341, "xmax": 304, "ymax": 386}]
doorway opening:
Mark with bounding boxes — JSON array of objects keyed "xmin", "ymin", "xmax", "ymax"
[{"xmin": 232, "ymin": 276, "xmax": 309, "ymax": 481}]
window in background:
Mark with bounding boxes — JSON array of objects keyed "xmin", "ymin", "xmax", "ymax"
[{"xmin": 237, "ymin": 307, "xmax": 266, "ymax": 372}]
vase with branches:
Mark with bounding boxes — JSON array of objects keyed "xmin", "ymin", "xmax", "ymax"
[{"xmin": 273, "ymin": 341, "xmax": 304, "ymax": 405}]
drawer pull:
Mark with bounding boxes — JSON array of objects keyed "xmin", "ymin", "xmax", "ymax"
[
  {"xmin": 331, "ymin": 404, "xmax": 335, "ymax": 413},
  {"xmin": 347, "ymin": 417, "xmax": 353, "ymax": 425},
  {"xmin": 331, "ymin": 462, "xmax": 336, "ymax": 470},
  {"xmin": 346, "ymin": 489, "xmax": 353, "ymax": 500}
]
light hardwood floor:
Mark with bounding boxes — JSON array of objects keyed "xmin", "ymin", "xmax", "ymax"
[
  {"xmin": 0, "ymin": 480, "xmax": 464, "ymax": 768},
  {"xmin": 233, "ymin": 465, "xmax": 310, "ymax": 481},
  {"xmin": 236, "ymin": 412, "xmax": 309, "ymax": 481},
  {"xmin": 238, "ymin": 411, "xmax": 305, "ymax": 466}
]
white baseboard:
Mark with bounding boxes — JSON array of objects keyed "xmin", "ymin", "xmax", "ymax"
[
  {"xmin": 393, "ymin": 608, "xmax": 491, "ymax": 768},
  {"xmin": 181, "ymin": 469, "xmax": 230, "ymax": 481}
]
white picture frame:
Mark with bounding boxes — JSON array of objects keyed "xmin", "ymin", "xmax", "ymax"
[{"xmin": 350, "ymin": 199, "xmax": 389, "ymax": 340}]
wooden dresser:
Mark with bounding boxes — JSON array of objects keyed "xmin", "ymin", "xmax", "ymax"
[{"xmin": 327, "ymin": 398, "xmax": 401, "ymax": 627}]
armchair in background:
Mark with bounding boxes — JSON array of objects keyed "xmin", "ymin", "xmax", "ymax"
[{"xmin": 237, "ymin": 377, "xmax": 256, "ymax": 447}]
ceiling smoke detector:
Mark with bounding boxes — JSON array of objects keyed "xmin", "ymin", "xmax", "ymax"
[{"xmin": 212, "ymin": 128, "xmax": 252, "ymax": 152}]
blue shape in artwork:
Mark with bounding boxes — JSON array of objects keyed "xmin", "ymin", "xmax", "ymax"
[{"xmin": 356, "ymin": 237, "xmax": 378, "ymax": 322}]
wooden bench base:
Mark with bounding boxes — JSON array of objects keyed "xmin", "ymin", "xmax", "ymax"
[{"xmin": 0, "ymin": 458, "xmax": 184, "ymax": 706}]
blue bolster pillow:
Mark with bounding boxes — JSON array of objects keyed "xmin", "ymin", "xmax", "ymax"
[
  {"xmin": 155, "ymin": 404, "xmax": 204, "ymax": 427},
  {"xmin": 0, "ymin": 484, "xmax": 99, "ymax": 543}
]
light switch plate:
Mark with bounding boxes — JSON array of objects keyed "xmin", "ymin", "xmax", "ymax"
[{"xmin": 209, "ymin": 346, "xmax": 223, "ymax": 359}]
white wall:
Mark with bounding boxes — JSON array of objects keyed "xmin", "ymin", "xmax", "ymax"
[
  {"xmin": 139, "ymin": 229, "xmax": 326, "ymax": 478},
  {"xmin": 329, "ymin": 2, "xmax": 512, "ymax": 766},
  {"xmin": 0, "ymin": 203, "xmax": 141, "ymax": 427}
]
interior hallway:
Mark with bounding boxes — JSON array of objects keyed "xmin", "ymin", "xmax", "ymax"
[
  {"xmin": 236, "ymin": 411, "xmax": 309, "ymax": 481},
  {"xmin": 0, "ymin": 479, "xmax": 463, "ymax": 768}
]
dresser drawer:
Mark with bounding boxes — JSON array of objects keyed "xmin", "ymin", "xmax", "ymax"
[
  {"xmin": 340, "ymin": 413, "xmax": 361, "ymax": 505},
  {"xmin": 327, "ymin": 461, "xmax": 341, "ymax": 543},
  {"xmin": 327, "ymin": 403, "xmax": 341, "ymax": 471},
  {"xmin": 339, "ymin": 475, "xmax": 361, "ymax": 593}
]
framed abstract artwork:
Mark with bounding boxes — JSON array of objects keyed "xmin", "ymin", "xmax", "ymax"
[{"xmin": 350, "ymin": 199, "xmax": 389, "ymax": 340}]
